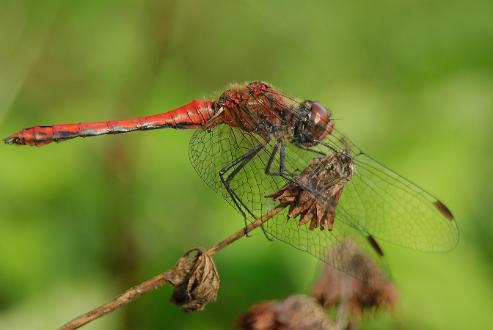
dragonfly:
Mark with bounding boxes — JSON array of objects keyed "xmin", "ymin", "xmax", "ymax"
[{"xmin": 4, "ymin": 81, "xmax": 458, "ymax": 266}]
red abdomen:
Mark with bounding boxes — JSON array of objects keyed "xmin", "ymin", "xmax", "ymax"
[{"xmin": 4, "ymin": 100, "xmax": 214, "ymax": 146}]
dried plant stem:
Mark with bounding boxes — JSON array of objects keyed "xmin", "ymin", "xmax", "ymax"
[
  {"xmin": 58, "ymin": 205, "xmax": 285, "ymax": 330},
  {"xmin": 207, "ymin": 205, "xmax": 285, "ymax": 255},
  {"xmin": 58, "ymin": 271, "xmax": 174, "ymax": 330}
]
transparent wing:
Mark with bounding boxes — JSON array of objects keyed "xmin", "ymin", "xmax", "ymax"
[
  {"xmin": 189, "ymin": 125, "xmax": 319, "ymax": 219},
  {"xmin": 314, "ymin": 129, "xmax": 459, "ymax": 252},
  {"xmin": 189, "ymin": 125, "xmax": 387, "ymax": 279},
  {"xmin": 265, "ymin": 207, "xmax": 388, "ymax": 277},
  {"xmin": 189, "ymin": 125, "xmax": 281, "ymax": 218},
  {"xmin": 190, "ymin": 83, "xmax": 457, "ymax": 261}
]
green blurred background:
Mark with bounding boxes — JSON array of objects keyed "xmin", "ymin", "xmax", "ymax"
[{"xmin": 0, "ymin": 0, "xmax": 492, "ymax": 329}]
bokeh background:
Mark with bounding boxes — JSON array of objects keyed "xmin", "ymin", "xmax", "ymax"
[{"xmin": 1, "ymin": 0, "xmax": 492, "ymax": 329}]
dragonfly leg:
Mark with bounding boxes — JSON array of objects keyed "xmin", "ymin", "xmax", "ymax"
[
  {"xmin": 266, "ymin": 140, "xmax": 327, "ymax": 181},
  {"xmin": 223, "ymin": 142, "xmax": 279, "ymax": 241},
  {"xmin": 218, "ymin": 141, "xmax": 279, "ymax": 242},
  {"xmin": 265, "ymin": 139, "xmax": 290, "ymax": 178},
  {"xmin": 279, "ymin": 141, "xmax": 286, "ymax": 174},
  {"xmin": 264, "ymin": 140, "xmax": 280, "ymax": 175},
  {"xmin": 219, "ymin": 144, "xmax": 264, "ymax": 235}
]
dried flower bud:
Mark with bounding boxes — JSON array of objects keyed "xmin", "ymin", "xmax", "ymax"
[
  {"xmin": 312, "ymin": 240, "xmax": 398, "ymax": 319},
  {"xmin": 169, "ymin": 248, "xmax": 220, "ymax": 312},
  {"xmin": 269, "ymin": 151, "xmax": 354, "ymax": 231},
  {"xmin": 236, "ymin": 295, "xmax": 334, "ymax": 330}
]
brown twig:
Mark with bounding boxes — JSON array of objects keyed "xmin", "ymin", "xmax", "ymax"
[
  {"xmin": 206, "ymin": 206, "xmax": 285, "ymax": 255},
  {"xmin": 58, "ymin": 205, "xmax": 286, "ymax": 330},
  {"xmin": 58, "ymin": 271, "xmax": 173, "ymax": 330}
]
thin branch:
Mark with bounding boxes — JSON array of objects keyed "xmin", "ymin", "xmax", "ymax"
[
  {"xmin": 58, "ymin": 205, "xmax": 286, "ymax": 330},
  {"xmin": 207, "ymin": 205, "xmax": 285, "ymax": 255},
  {"xmin": 58, "ymin": 271, "xmax": 173, "ymax": 330}
]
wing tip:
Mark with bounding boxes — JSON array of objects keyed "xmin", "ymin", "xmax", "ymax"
[{"xmin": 434, "ymin": 201, "xmax": 454, "ymax": 221}]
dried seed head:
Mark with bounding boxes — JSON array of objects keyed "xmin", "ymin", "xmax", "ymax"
[
  {"xmin": 169, "ymin": 248, "xmax": 220, "ymax": 312},
  {"xmin": 236, "ymin": 295, "xmax": 334, "ymax": 330},
  {"xmin": 312, "ymin": 240, "xmax": 398, "ymax": 318},
  {"xmin": 269, "ymin": 151, "xmax": 354, "ymax": 231}
]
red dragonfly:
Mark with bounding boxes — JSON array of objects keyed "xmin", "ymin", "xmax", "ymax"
[{"xmin": 4, "ymin": 81, "xmax": 458, "ymax": 265}]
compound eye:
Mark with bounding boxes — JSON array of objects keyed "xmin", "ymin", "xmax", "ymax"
[
  {"xmin": 310, "ymin": 102, "xmax": 331, "ymax": 126},
  {"xmin": 308, "ymin": 102, "xmax": 333, "ymax": 142}
]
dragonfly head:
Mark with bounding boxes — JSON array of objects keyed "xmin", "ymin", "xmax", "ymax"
[{"xmin": 292, "ymin": 101, "xmax": 334, "ymax": 147}]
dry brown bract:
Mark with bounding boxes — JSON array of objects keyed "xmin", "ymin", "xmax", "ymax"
[
  {"xmin": 170, "ymin": 248, "xmax": 220, "ymax": 312},
  {"xmin": 236, "ymin": 295, "xmax": 334, "ymax": 330},
  {"xmin": 236, "ymin": 239, "xmax": 398, "ymax": 330},
  {"xmin": 312, "ymin": 240, "xmax": 397, "ymax": 319},
  {"xmin": 269, "ymin": 150, "xmax": 354, "ymax": 231}
]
